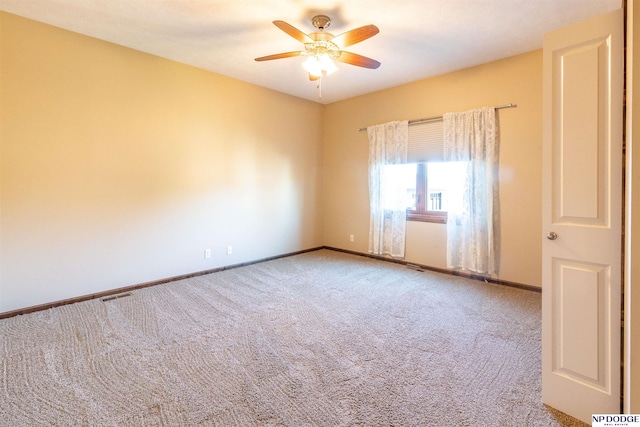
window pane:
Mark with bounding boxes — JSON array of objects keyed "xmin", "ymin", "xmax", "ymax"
[
  {"xmin": 382, "ymin": 163, "xmax": 418, "ymax": 210},
  {"xmin": 427, "ymin": 161, "xmax": 466, "ymax": 212}
]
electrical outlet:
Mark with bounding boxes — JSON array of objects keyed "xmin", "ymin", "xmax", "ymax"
[
  {"xmin": 204, "ymin": 249, "xmax": 211, "ymax": 259},
  {"xmin": 349, "ymin": 234, "xmax": 355, "ymax": 242},
  {"xmin": 226, "ymin": 245, "xmax": 233, "ymax": 255}
]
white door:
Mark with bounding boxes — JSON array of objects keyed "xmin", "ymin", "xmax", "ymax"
[{"xmin": 542, "ymin": 8, "xmax": 623, "ymax": 423}]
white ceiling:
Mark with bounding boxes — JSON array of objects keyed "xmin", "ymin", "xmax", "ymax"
[{"xmin": 0, "ymin": 0, "xmax": 622, "ymax": 104}]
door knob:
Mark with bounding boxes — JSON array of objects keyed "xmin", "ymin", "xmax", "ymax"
[{"xmin": 547, "ymin": 231, "xmax": 558, "ymax": 240}]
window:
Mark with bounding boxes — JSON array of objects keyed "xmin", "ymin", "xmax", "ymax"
[
  {"xmin": 402, "ymin": 119, "xmax": 466, "ymax": 223},
  {"xmin": 375, "ymin": 120, "xmax": 465, "ymax": 224},
  {"xmin": 380, "ymin": 163, "xmax": 418, "ymax": 210},
  {"xmin": 384, "ymin": 161, "xmax": 465, "ymax": 223}
]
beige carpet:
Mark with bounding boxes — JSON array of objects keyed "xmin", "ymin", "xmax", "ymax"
[{"xmin": 0, "ymin": 249, "xmax": 586, "ymax": 426}]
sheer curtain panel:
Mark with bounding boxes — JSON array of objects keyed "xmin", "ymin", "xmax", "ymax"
[
  {"xmin": 443, "ymin": 107, "xmax": 499, "ymax": 275},
  {"xmin": 367, "ymin": 120, "xmax": 409, "ymax": 258}
]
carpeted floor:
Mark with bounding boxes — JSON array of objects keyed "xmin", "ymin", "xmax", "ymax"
[{"xmin": 0, "ymin": 249, "xmax": 587, "ymax": 426}]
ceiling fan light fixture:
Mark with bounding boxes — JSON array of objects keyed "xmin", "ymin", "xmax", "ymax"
[
  {"xmin": 255, "ymin": 15, "xmax": 380, "ymax": 95},
  {"xmin": 303, "ymin": 54, "xmax": 337, "ymax": 77},
  {"xmin": 319, "ymin": 54, "xmax": 338, "ymax": 74}
]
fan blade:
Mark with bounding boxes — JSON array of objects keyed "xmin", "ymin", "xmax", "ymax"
[
  {"xmin": 331, "ymin": 24, "xmax": 379, "ymax": 49},
  {"xmin": 337, "ymin": 51, "xmax": 381, "ymax": 69},
  {"xmin": 273, "ymin": 20, "xmax": 314, "ymax": 43},
  {"xmin": 255, "ymin": 51, "xmax": 303, "ymax": 61}
]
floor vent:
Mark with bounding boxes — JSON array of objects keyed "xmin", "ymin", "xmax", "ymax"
[
  {"xmin": 100, "ymin": 292, "xmax": 133, "ymax": 302},
  {"xmin": 406, "ymin": 263, "xmax": 424, "ymax": 272}
]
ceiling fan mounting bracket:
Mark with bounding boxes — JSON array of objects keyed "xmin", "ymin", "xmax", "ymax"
[{"xmin": 311, "ymin": 15, "xmax": 331, "ymax": 30}]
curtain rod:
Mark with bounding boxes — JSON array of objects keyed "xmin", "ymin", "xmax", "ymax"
[{"xmin": 357, "ymin": 103, "xmax": 517, "ymax": 132}]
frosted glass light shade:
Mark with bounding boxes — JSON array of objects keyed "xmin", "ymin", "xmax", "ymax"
[{"xmin": 302, "ymin": 54, "xmax": 337, "ymax": 77}]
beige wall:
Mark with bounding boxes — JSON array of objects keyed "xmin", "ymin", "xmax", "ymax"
[
  {"xmin": 0, "ymin": 11, "xmax": 545, "ymax": 315},
  {"xmin": 0, "ymin": 12, "xmax": 324, "ymax": 312},
  {"xmin": 323, "ymin": 50, "xmax": 543, "ymax": 287}
]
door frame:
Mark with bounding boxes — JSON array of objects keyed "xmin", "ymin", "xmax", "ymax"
[{"xmin": 625, "ymin": 0, "xmax": 639, "ymax": 414}]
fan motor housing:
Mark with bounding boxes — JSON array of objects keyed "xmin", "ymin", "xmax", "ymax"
[{"xmin": 310, "ymin": 32, "xmax": 334, "ymax": 42}]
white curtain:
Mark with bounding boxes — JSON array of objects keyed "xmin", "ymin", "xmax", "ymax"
[
  {"xmin": 443, "ymin": 106, "xmax": 498, "ymax": 275},
  {"xmin": 367, "ymin": 120, "xmax": 409, "ymax": 258}
]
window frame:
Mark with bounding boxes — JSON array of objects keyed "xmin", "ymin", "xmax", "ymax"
[{"xmin": 406, "ymin": 162, "xmax": 448, "ymax": 224}]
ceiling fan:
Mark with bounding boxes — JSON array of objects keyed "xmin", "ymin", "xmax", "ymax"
[{"xmin": 255, "ymin": 15, "xmax": 380, "ymax": 81}]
